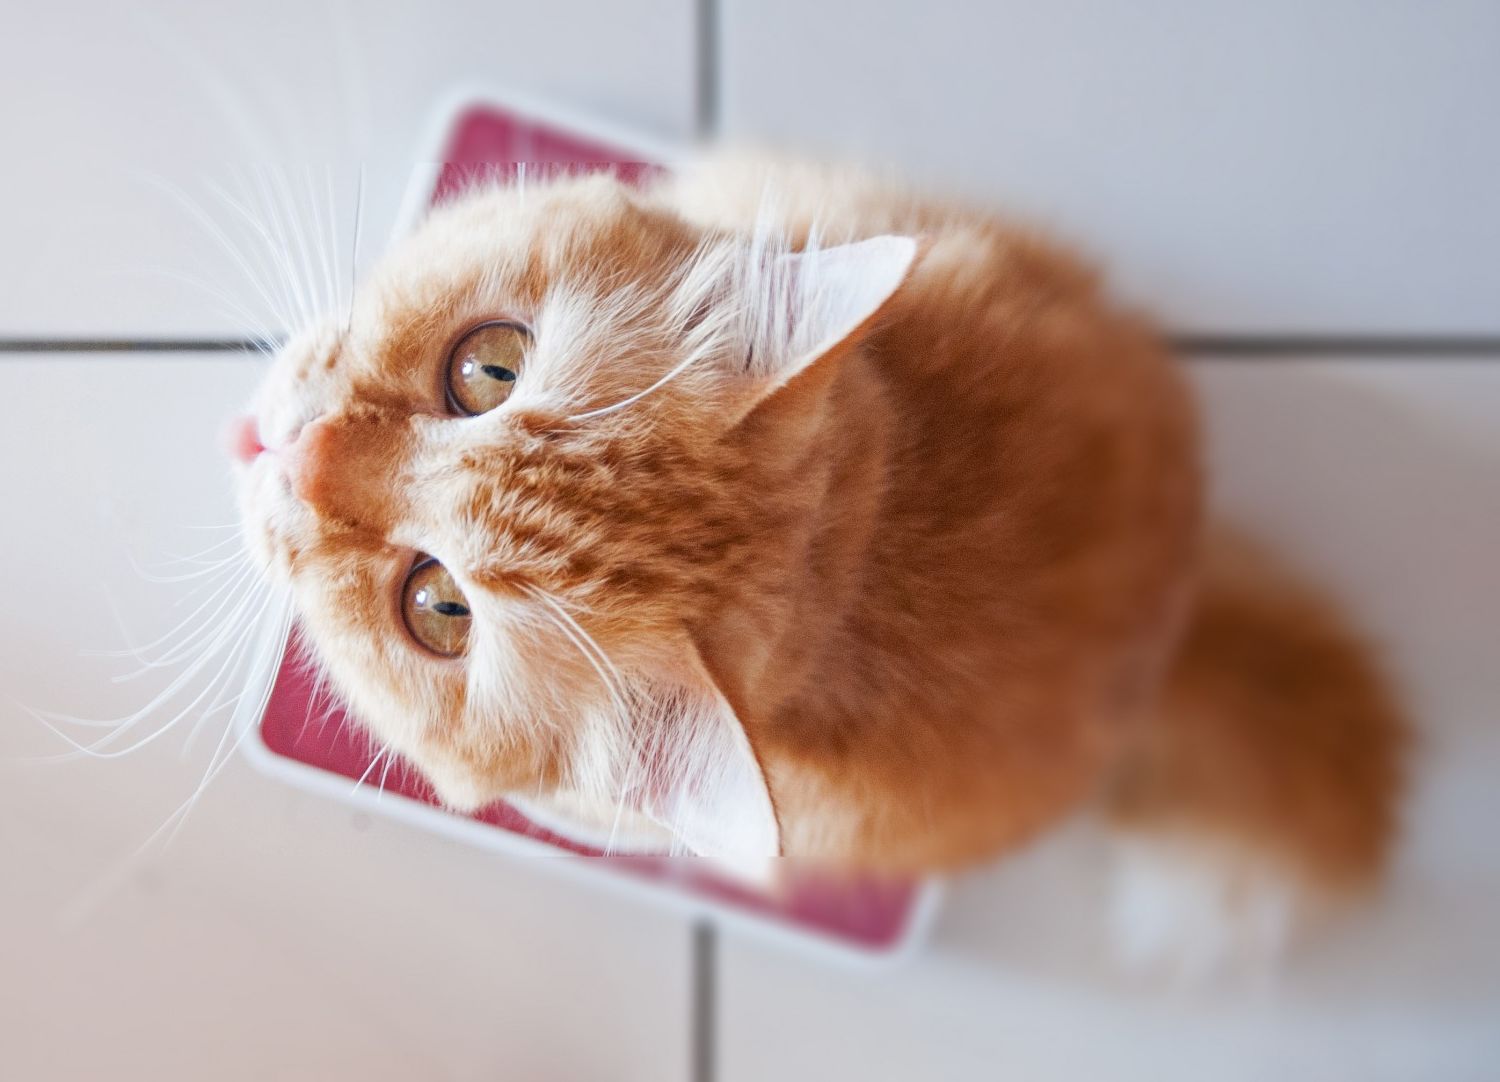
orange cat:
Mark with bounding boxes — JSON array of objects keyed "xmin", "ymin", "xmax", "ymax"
[{"xmin": 233, "ymin": 157, "xmax": 1405, "ymax": 967}]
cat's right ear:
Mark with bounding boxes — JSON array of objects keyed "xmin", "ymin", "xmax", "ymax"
[
  {"xmin": 674, "ymin": 233, "xmax": 919, "ymax": 424},
  {"xmin": 731, "ymin": 235, "xmax": 919, "ymax": 420}
]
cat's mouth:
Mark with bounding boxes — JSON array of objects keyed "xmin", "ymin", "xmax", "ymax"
[{"xmin": 230, "ymin": 424, "xmax": 306, "ymax": 581}]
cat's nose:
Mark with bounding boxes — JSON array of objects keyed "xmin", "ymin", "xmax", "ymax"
[
  {"xmin": 281, "ymin": 414, "xmax": 403, "ymax": 533},
  {"xmin": 283, "ymin": 416, "xmax": 336, "ymax": 508},
  {"xmin": 224, "ymin": 415, "xmax": 265, "ymax": 464}
]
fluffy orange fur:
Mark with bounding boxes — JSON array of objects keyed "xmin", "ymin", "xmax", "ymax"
[{"xmin": 236, "ymin": 157, "xmax": 1406, "ymax": 914}]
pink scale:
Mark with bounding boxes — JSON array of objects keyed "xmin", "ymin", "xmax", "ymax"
[{"xmin": 246, "ymin": 95, "xmax": 938, "ymax": 960}]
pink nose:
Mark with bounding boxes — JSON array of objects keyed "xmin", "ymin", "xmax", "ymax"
[
  {"xmin": 225, "ymin": 415, "xmax": 265, "ymax": 464},
  {"xmin": 282, "ymin": 416, "xmax": 336, "ymax": 509}
]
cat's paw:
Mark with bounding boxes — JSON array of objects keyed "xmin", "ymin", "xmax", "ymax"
[{"xmin": 1107, "ymin": 832, "xmax": 1311, "ymax": 984}]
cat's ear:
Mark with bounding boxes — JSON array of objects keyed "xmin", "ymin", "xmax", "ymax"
[
  {"xmin": 568, "ymin": 649, "xmax": 780, "ymax": 867},
  {"xmin": 734, "ymin": 234, "xmax": 918, "ymax": 413},
  {"xmin": 630, "ymin": 665, "xmax": 782, "ymax": 867}
]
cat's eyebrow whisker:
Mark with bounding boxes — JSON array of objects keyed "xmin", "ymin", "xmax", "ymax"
[
  {"xmin": 252, "ymin": 164, "xmax": 309, "ymax": 329},
  {"xmin": 137, "ymin": 175, "xmax": 290, "ymax": 338},
  {"xmin": 212, "ymin": 171, "xmax": 306, "ymax": 333},
  {"xmin": 323, "ymin": 165, "xmax": 351, "ymax": 325},
  {"xmin": 132, "ymin": 263, "xmax": 287, "ymax": 351},
  {"xmin": 249, "ymin": 164, "xmax": 316, "ymax": 331},
  {"xmin": 347, "ymin": 166, "xmax": 365, "ymax": 336},
  {"xmin": 267, "ymin": 163, "xmax": 327, "ymax": 328},
  {"xmin": 305, "ymin": 164, "xmax": 340, "ymax": 321}
]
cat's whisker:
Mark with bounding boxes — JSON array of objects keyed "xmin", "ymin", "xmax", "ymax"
[
  {"xmin": 105, "ymin": 605, "xmax": 250, "ymax": 685},
  {"xmin": 305, "ymin": 165, "xmax": 339, "ymax": 321},
  {"xmin": 347, "ymin": 166, "xmax": 365, "ymax": 335},
  {"xmin": 96, "ymin": 558, "xmax": 258, "ymax": 668},
  {"xmin": 350, "ymin": 740, "xmax": 392, "ymax": 795},
  {"xmin": 157, "ymin": 596, "xmax": 292, "ymax": 849},
  {"xmin": 304, "ymin": 660, "xmax": 340, "ymax": 739},
  {"xmin": 134, "ymin": 262, "xmax": 288, "ymax": 352},
  {"xmin": 137, "ymin": 174, "xmax": 289, "ymax": 337},
  {"xmin": 248, "ymin": 164, "xmax": 315, "ymax": 331},
  {"xmin": 134, "ymin": 573, "xmax": 270, "ymax": 676},
  {"xmin": 91, "ymin": 564, "xmax": 252, "ymax": 679},
  {"xmin": 28, "ymin": 583, "xmax": 276, "ymax": 759},
  {"xmin": 150, "ymin": 551, "xmax": 249, "ymax": 575},
  {"xmin": 376, "ymin": 741, "xmax": 398, "ymax": 799},
  {"xmin": 523, "ymin": 585, "xmax": 632, "ymax": 721},
  {"xmin": 265, "ymin": 163, "xmax": 327, "ymax": 327},
  {"xmin": 320, "ymin": 166, "xmax": 345, "ymax": 322},
  {"xmin": 566, "ymin": 338, "xmax": 717, "ymax": 421},
  {"xmin": 248, "ymin": 164, "xmax": 306, "ymax": 330},
  {"xmin": 143, "ymin": 580, "xmax": 279, "ymax": 762},
  {"xmin": 154, "ymin": 530, "xmax": 252, "ymax": 565},
  {"xmin": 126, "ymin": 545, "xmax": 246, "ymax": 586},
  {"xmin": 324, "ymin": 165, "xmax": 351, "ymax": 323},
  {"xmin": 213, "ymin": 171, "xmax": 306, "ymax": 334},
  {"xmin": 180, "ymin": 686, "xmax": 251, "ymax": 759}
]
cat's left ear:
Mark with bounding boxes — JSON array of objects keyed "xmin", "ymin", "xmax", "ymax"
[
  {"xmin": 730, "ymin": 234, "xmax": 919, "ymax": 416},
  {"xmin": 629, "ymin": 663, "xmax": 782, "ymax": 868}
]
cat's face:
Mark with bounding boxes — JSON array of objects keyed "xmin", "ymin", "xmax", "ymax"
[{"xmin": 233, "ymin": 173, "xmax": 915, "ymax": 860}]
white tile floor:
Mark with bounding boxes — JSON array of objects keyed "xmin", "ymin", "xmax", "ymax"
[{"xmin": 719, "ymin": 0, "xmax": 1500, "ymax": 337}]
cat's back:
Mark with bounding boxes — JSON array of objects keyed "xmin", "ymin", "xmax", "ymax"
[
  {"xmin": 667, "ymin": 152, "xmax": 1198, "ymax": 646},
  {"xmin": 663, "ymin": 155, "xmax": 1202, "ymax": 867}
]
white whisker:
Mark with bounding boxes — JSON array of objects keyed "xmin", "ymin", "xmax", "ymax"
[
  {"xmin": 96, "ymin": 559, "xmax": 258, "ymax": 670},
  {"xmin": 351, "ymin": 740, "xmax": 392, "ymax": 795},
  {"xmin": 523, "ymin": 585, "xmax": 632, "ymax": 723},
  {"xmin": 27, "ymin": 583, "xmax": 275, "ymax": 759}
]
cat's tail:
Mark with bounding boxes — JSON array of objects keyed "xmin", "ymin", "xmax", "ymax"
[{"xmin": 1105, "ymin": 528, "xmax": 1409, "ymax": 977}]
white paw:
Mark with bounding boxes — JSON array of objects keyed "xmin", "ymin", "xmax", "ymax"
[{"xmin": 1109, "ymin": 832, "xmax": 1307, "ymax": 983}]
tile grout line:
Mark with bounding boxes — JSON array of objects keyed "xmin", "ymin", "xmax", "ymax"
[
  {"xmin": 0, "ymin": 338, "xmax": 271, "ymax": 354},
  {"xmin": 691, "ymin": 920, "xmax": 717, "ymax": 1082},
  {"xmin": 1172, "ymin": 335, "xmax": 1500, "ymax": 358},
  {"xmin": 3, "ymin": 336, "xmax": 1500, "ymax": 360},
  {"xmin": 695, "ymin": 0, "xmax": 721, "ymax": 141}
]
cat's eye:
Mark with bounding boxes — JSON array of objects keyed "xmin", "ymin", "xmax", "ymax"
[
  {"xmin": 401, "ymin": 558, "xmax": 472, "ymax": 657},
  {"xmin": 446, "ymin": 320, "xmax": 530, "ymax": 415}
]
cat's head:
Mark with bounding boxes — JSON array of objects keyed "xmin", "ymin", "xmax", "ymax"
[{"xmin": 233, "ymin": 172, "xmax": 915, "ymax": 861}]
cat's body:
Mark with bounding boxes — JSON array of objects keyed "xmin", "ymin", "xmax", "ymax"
[
  {"xmin": 666, "ymin": 160, "xmax": 1203, "ymax": 871},
  {"xmin": 234, "ymin": 156, "xmax": 1405, "ymax": 967}
]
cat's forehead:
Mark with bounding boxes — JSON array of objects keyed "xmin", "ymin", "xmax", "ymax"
[
  {"xmin": 370, "ymin": 177, "xmax": 695, "ymax": 313},
  {"xmin": 329, "ymin": 177, "xmax": 702, "ymax": 403}
]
